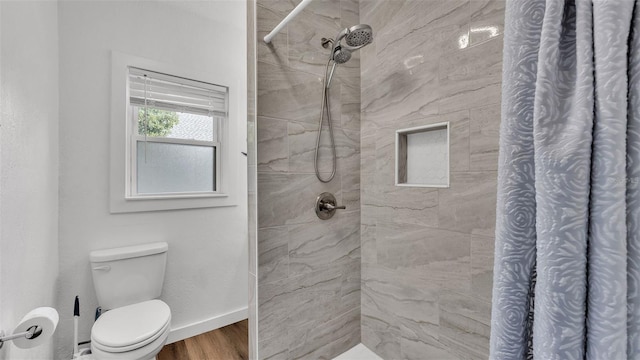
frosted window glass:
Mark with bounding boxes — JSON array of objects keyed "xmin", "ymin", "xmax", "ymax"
[
  {"xmin": 406, "ymin": 128, "xmax": 448, "ymax": 186},
  {"xmin": 136, "ymin": 141, "xmax": 215, "ymax": 194}
]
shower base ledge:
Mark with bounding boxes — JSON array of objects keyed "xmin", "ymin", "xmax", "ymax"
[{"xmin": 332, "ymin": 343, "xmax": 383, "ymax": 360}]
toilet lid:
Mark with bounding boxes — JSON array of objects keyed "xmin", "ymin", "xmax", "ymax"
[{"xmin": 91, "ymin": 299, "xmax": 171, "ymax": 352}]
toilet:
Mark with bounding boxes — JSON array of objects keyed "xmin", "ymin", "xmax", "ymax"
[{"xmin": 89, "ymin": 242, "xmax": 171, "ymax": 360}]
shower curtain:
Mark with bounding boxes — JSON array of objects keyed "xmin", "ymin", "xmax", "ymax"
[{"xmin": 490, "ymin": 0, "xmax": 640, "ymax": 359}]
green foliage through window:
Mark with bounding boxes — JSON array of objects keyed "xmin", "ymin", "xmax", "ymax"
[{"xmin": 138, "ymin": 108, "xmax": 179, "ymax": 137}]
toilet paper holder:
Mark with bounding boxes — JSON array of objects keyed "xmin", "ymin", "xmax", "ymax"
[{"xmin": 0, "ymin": 325, "xmax": 42, "ymax": 349}]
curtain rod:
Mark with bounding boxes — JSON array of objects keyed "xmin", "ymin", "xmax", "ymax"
[{"xmin": 263, "ymin": 0, "xmax": 313, "ymax": 43}]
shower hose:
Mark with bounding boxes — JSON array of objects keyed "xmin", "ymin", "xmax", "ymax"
[{"xmin": 314, "ymin": 58, "xmax": 338, "ymax": 183}]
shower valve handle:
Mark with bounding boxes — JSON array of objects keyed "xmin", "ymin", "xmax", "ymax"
[
  {"xmin": 322, "ymin": 202, "xmax": 346, "ymax": 211},
  {"xmin": 315, "ymin": 192, "xmax": 345, "ymax": 220}
]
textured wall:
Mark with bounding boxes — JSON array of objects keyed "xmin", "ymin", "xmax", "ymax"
[
  {"xmin": 359, "ymin": 1, "xmax": 505, "ymax": 359},
  {"xmin": 0, "ymin": 2, "xmax": 59, "ymax": 359},
  {"xmin": 256, "ymin": 0, "xmax": 361, "ymax": 358}
]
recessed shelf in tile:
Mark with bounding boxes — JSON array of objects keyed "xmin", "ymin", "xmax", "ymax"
[{"xmin": 395, "ymin": 122, "xmax": 450, "ymax": 188}]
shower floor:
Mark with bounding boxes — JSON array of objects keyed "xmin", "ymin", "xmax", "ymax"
[{"xmin": 333, "ymin": 344, "xmax": 383, "ymax": 360}]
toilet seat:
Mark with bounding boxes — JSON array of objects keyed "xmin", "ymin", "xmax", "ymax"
[
  {"xmin": 90, "ymin": 324, "xmax": 170, "ymax": 360},
  {"xmin": 91, "ymin": 299, "xmax": 171, "ymax": 353}
]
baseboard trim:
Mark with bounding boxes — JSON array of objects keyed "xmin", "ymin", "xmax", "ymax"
[{"xmin": 166, "ymin": 307, "xmax": 248, "ymax": 344}]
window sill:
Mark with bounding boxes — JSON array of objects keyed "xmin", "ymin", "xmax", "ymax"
[
  {"xmin": 111, "ymin": 193, "xmax": 238, "ymax": 213},
  {"xmin": 125, "ymin": 193, "xmax": 229, "ymax": 201}
]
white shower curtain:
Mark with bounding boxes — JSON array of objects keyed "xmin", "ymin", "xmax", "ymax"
[{"xmin": 490, "ymin": 0, "xmax": 640, "ymax": 359}]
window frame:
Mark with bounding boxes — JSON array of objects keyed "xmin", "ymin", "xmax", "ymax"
[
  {"xmin": 110, "ymin": 52, "xmax": 242, "ymax": 213},
  {"xmin": 128, "ymin": 105, "xmax": 223, "ymax": 199}
]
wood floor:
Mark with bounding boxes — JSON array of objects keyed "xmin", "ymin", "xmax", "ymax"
[{"xmin": 158, "ymin": 320, "xmax": 248, "ymax": 360}]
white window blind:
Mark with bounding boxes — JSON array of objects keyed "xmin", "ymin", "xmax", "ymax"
[{"xmin": 128, "ymin": 67, "xmax": 228, "ymax": 117}]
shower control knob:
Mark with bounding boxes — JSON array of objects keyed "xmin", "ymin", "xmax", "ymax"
[
  {"xmin": 315, "ymin": 192, "xmax": 345, "ymax": 220},
  {"xmin": 323, "ymin": 203, "xmax": 346, "ymax": 211}
]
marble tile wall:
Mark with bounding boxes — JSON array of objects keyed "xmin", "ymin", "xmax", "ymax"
[
  {"xmin": 359, "ymin": 1, "xmax": 504, "ymax": 359},
  {"xmin": 256, "ymin": 0, "xmax": 362, "ymax": 359}
]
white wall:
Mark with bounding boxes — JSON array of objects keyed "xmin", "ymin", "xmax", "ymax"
[
  {"xmin": 56, "ymin": 1, "xmax": 247, "ymax": 359},
  {"xmin": 0, "ymin": 1, "xmax": 60, "ymax": 359}
]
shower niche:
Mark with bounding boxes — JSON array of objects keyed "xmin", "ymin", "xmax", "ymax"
[{"xmin": 395, "ymin": 122, "xmax": 450, "ymax": 188}]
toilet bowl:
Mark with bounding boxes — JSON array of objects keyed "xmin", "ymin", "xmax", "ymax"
[
  {"xmin": 90, "ymin": 300, "xmax": 171, "ymax": 360},
  {"xmin": 89, "ymin": 243, "xmax": 171, "ymax": 360}
]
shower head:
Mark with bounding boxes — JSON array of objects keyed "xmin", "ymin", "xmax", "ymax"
[
  {"xmin": 332, "ymin": 46, "xmax": 352, "ymax": 64},
  {"xmin": 344, "ymin": 24, "xmax": 373, "ymax": 48},
  {"xmin": 324, "ymin": 24, "xmax": 373, "ymax": 88},
  {"xmin": 327, "ymin": 24, "xmax": 373, "ymax": 65}
]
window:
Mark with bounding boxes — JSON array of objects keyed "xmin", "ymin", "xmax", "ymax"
[
  {"xmin": 127, "ymin": 67, "xmax": 228, "ymax": 198},
  {"xmin": 110, "ymin": 52, "xmax": 242, "ymax": 213}
]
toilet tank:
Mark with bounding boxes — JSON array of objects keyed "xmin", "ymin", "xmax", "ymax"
[{"xmin": 90, "ymin": 242, "xmax": 168, "ymax": 310}]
